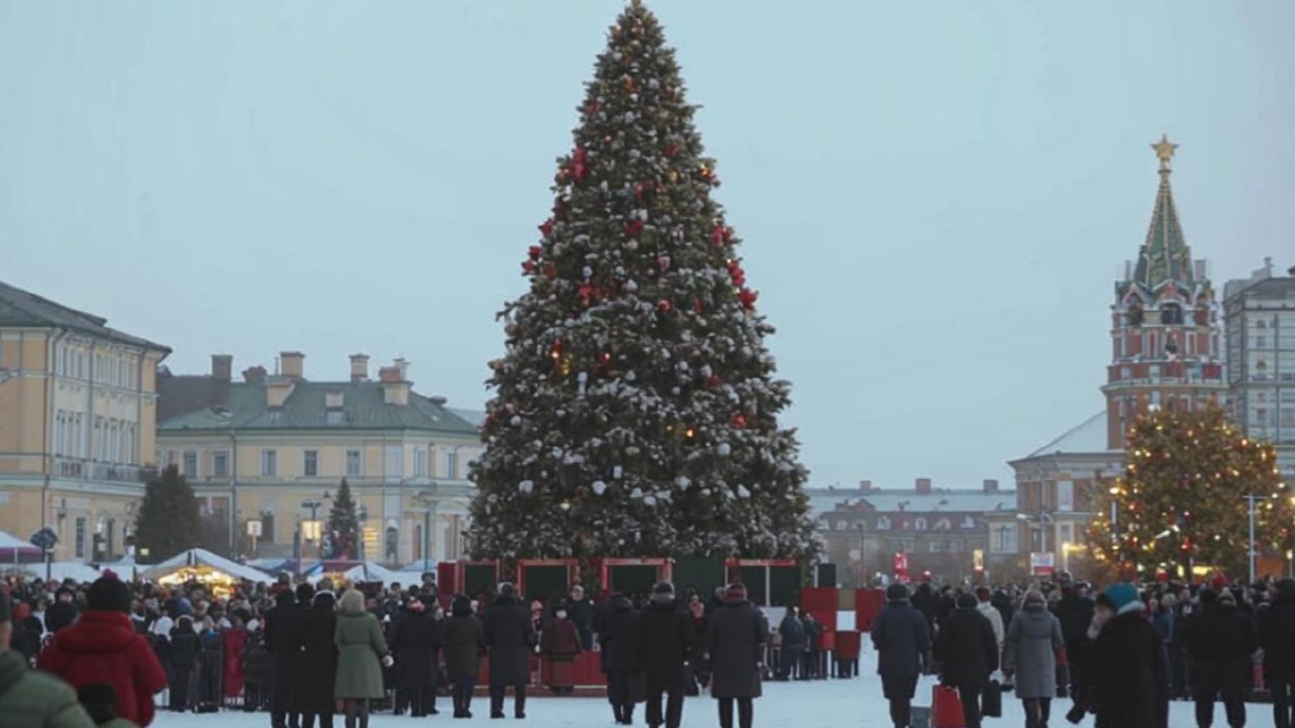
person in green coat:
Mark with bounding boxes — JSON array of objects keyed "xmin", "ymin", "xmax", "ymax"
[
  {"xmin": 334, "ymin": 589, "xmax": 392, "ymax": 728},
  {"xmin": 0, "ymin": 596, "xmax": 96, "ymax": 728}
]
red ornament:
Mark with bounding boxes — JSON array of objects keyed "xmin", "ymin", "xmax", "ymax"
[
  {"xmin": 624, "ymin": 219, "xmax": 644, "ymax": 236},
  {"xmin": 539, "ymin": 220, "xmax": 554, "ymax": 239},
  {"xmin": 733, "ymin": 414, "xmax": 748, "ymax": 428},
  {"xmin": 528, "ymin": 245, "xmax": 543, "ymax": 260},
  {"xmin": 709, "ymin": 225, "xmax": 732, "ymax": 245},
  {"xmin": 578, "ymin": 284, "xmax": 597, "ymax": 306},
  {"xmin": 585, "ymin": 101, "xmax": 598, "ymax": 116},
  {"xmin": 738, "ymin": 289, "xmax": 759, "ymax": 310},
  {"xmin": 521, "ymin": 261, "xmax": 537, "ymax": 275},
  {"xmin": 597, "ymin": 351, "xmax": 613, "ymax": 369},
  {"xmin": 665, "ymin": 144, "xmax": 678, "ymax": 158},
  {"xmin": 572, "ymin": 148, "xmax": 588, "ymax": 181},
  {"xmin": 657, "ymin": 300, "xmax": 672, "ymax": 313},
  {"xmin": 635, "ymin": 182, "xmax": 650, "ymax": 200},
  {"xmin": 693, "ymin": 298, "xmax": 704, "ymax": 314},
  {"xmin": 656, "ymin": 254, "xmax": 671, "ymax": 271},
  {"xmin": 707, "ymin": 374, "xmax": 722, "ymax": 387}
]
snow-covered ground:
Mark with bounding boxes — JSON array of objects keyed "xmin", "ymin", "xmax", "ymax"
[{"xmin": 149, "ymin": 675, "xmax": 1280, "ymax": 728}]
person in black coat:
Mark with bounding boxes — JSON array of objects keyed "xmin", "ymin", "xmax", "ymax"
[
  {"xmin": 602, "ymin": 593, "xmax": 640, "ymax": 725},
  {"xmin": 264, "ymin": 587, "xmax": 303, "ymax": 728},
  {"xmin": 442, "ymin": 596, "xmax": 486, "ymax": 719},
  {"xmin": 46, "ymin": 586, "xmax": 79, "ymax": 634},
  {"xmin": 168, "ymin": 615, "xmax": 201, "ymax": 712},
  {"xmin": 1187, "ymin": 589, "xmax": 1256, "ymax": 728},
  {"xmin": 564, "ymin": 585, "xmax": 595, "ymax": 651},
  {"xmin": 871, "ymin": 583, "xmax": 931, "ymax": 728},
  {"xmin": 1084, "ymin": 584, "xmax": 1169, "ymax": 728},
  {"xmin": 392, "ymin": 596, "xmax": 443, "ymax": 717},
  {"xmin": 704, "ymin": 583, "xmax": 768, "ymax": 728},
  {"xmin": 777, "ymin": 607, "xmax": 806, "ymax": 681},
  {"xmin": 934, "ymin": 593, "xmax": 998, "ymax": 728},
  {"xmin": 1056, "ymin": 584, "xmax": 1095, "ymax": 699},
  {"xmin": 1260, "ymin": 579, "xmax": 1295, "ymax": 728},
  {"xmin": 634, "ymin": 583, "xmax": 695, "ymax": 728},
  {"xmin": 299, "ymin": 590, "xmax": 338, "ymax": 728},
  {"xmin": 483, "ymin": 583, "xmax": 535, "ymax": 720}
]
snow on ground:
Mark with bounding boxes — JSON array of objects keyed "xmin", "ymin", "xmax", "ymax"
[{"xmin": 149, "ymin": 676, "xmax": 1279, "ymax": 728}]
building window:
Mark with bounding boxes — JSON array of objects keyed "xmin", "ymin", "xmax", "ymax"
[
  {"xmin": 414, "ymin": 448, "xmax": 428, "ymax": 477},
  {"xmin": 1057, "ymin": 480, "xmax": 1074, "ymax": 512},
  {"xmin": 182, "ymin": 451, "xmax": 198, "ymax": 479},
  {"xmin": 304, "ymin": 450, "xmax": 319, "ymax": 477},
  {"xmin": 445, "ymin": 451, "xmax": 459, "ymax": 479},
  {"xmin": 346, "ymin": 449, "xmax": 362, "ymax": 477},
  {"xmin": 167, "ymin": 450, "xmax": 179, "ymax": 467},
  {"xmin": 213, "ymin": 451, "xmax": 230, "ymax": 478},
  {"xmin": 75, "ymin": 517, "xmax": 86, "ymax": 559},
  {"xmin": 261, "ymin": 450, "xmax": 278, "ymax": 476},
  {"xmin": 326, "ymin": 410, "xmax": 344, "ymax": 425}
]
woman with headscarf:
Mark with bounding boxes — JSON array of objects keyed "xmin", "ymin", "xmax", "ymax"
[
  {"xmin": 1004, "ymin": 590, "xmax": 1064, "ymax": 728},
  {"xmin": 333, "ymin": 589, "xmax": 391, "ymax": 728}
]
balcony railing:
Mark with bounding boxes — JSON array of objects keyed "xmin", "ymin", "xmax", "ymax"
[{"xmin": 53, "ymin": 458, "xmax": 156, "ymax": 483}]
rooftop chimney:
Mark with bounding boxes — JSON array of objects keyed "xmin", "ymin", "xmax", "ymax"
[
  {"xmin": 242, "ymin": 366, "xmax": 267, "ymax": 383},
  {"xmin": 915, "ymin": 477, "xmax": 932, "ymax": 495},
  {"xmin": 211, "ymin": 354, "xmax": 233, "ymax": 382},
  {"xmin": 280, "ymin": 351, "xmax": 305, "ymax": 381},
  {"xmin": 983, "ymin": 479, "xmax": 999, "ymax": 493},
  {"xmin": 379, "ymin": 360, "xmax": 411, "ymax": 406},
  {"xmin": 858, "ymin": 480, "xmax": 873, "ymax": 492},
  {"xmin": 349, "ymin": 353, "xmax": 370, "ymax": 383}
]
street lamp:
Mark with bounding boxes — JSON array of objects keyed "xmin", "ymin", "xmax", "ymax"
[
  {"xmin": 357, "ymin": 505, "xmax": 368, "ymax": 562},
  {"xmin": 415, "ymin": 488, "xmax": 439, "ymax": 574}
]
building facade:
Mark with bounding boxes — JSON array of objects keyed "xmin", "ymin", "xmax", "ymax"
[
  {"xmin": 1224, "ymin": 261, "xmax": 1295, "ymax": 479},
  {"xmin": 157, "ymin": 352, "xmax": 482, "ymax": 566},
  {"xmin": 811, "ymin": 479, "xmax": 1016, "ymax": 586},
  {"xmin": 0, "ymin": 281, "xmax": 170, "ymax": 562},
  {"xmin": 1011, "ymin": 137, "xmax": 1224, "ymax": 576}
]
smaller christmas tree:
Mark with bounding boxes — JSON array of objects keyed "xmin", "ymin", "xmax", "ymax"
[
  {"xmin": 325, "ymin": 479, "xmax": 360, "ymax": 560},
  {"xmin": 134, "ymin": 465, "xmax": 202, "ymax": 562},
  {"xmin": 1089, "ymin": 404, "xmax": 1293, "ymax": 579}
]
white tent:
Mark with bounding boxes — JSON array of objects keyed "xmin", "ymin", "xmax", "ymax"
[
  {"xmin": 307, "ymin": 561, "xmax": 403, "ymax": 586},
  {"xmin": 0, "ymin": 561, "xmax": 102, "ymax": 584},
  {"xmin": 141, "ymin": 548, "xmax": 271, "ymax": 584},
  {"xmin": 0, "ymin": 529, "xmax": 41, "ymax": 561}
]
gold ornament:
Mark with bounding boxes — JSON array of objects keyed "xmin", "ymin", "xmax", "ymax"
[{"xmin": 667, "ymin": 169, "xmax": 678, "ymax": 182}]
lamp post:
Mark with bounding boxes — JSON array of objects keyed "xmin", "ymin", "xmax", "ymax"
[
  {"xmin": 1242, "ymin": 494, "xmax": 1262, "ymax": 585},
  {"xmin": 357, "ymin": 505, "xmax": 368, "ymax": 562},
  {"xmin": 300, "ymin": 498, "xmax": 323, "ymax": 570},
  {"xmin": 416, "ymin": 488, "xmax": 439, "ymax": 574}
]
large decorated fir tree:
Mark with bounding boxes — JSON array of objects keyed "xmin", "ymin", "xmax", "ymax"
[
  {"xmin": 469, "ymin": 1, "xmax": 814, "ymax": 563},
  {"xmin": 135, "ymin": 465, "xmax": 202, "ymax": 562},
  {"xmin": 1089, "ymin": 405, "xmax": 1293, "ymax": 578}
]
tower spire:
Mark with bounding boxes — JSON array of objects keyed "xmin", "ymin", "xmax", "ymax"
[{"xmin": 1134, "ymin": 134, "xmax": 1191, "ymax": 288}]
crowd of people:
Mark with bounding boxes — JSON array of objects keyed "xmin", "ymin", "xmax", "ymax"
[
  {"xmin": 873, "ymin": 574, "xmax": 1295, "ymax": 728},
  {"xmin": 5, "ymin": 567, "xmax": 1295, "ymax": 728}
]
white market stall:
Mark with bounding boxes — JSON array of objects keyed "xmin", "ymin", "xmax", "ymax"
[
  {"xmin": 0, "ymin": 561, "xmax": 102, "ymax": 584},
  {"xmin": 0, "ymin": 529, "xmax": 42, "ymax": 564},
  {"xmin": 306, "ymin": 561, "xmax": 403, "ymax": 587},
  {"xmin": 142, "ymin": 548, "xmax": 271, "ymax": 598}
]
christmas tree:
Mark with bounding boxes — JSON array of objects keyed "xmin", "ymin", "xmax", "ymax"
[
  {"xmin": 134, "ymin": 465, "xmax": 202, "ymax": 562},
  {"xmin": 325, "ymin": 479, "xmax": 360, "ymax": 560},
  {"xmin": 469, "ymin": 0, "xmax": 815, "ymax": 564},
  {"xmin": 1089, "ymin": 404, "xmax": 1293, "ymax": 579}
]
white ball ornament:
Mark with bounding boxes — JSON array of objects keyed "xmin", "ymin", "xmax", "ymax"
[
  {"xmin": 519, "ymin": 480, "xmax": 534, "ymax": 494},
  {"xmin": 510, "ymin": 415, "xmax": 522, "ymax": 427},
  {"xmin": 592, "ymin": 480, "xmax": 608, "ymax": 495},
  {"xmin": 613, "ymin": 466, "xmax": 624, "ymax": 479},
  {"xmin": 736, "ymin": 485, "xmax": 751, "ymax": 499},
  {"xmin": 644, "ymin": 495, "xmax": 658, "ymax": 506},
  {"xmin": 582, "ymin": 266, "xmax": 593, "ymax": 278},
  {"xmin": 717, "ymin": 443, "xmax": 732, "ymax": 457}
]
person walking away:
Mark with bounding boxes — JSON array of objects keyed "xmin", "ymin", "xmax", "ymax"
[
  {"xmin": 777, "ymin": 607, "xmax": 805, "ymax": 681},
  {"xmin": 870, "ymin": 583, "xmax": 930, "ymax": 728},
  {"xmin": 167, "ymin": 616, "xmax": 200, "ymax": 712},
  {"xmin": 975, "ymin": 587, "xmax": 1005, "ymax": 676},
  {"xmin": 299, "ymin": 589, "xmax": 339, "ymax": 728},
  {"xmin": 46, "ymin": 587, "xmax": 80, "ymax": 635},
  {"xmin": 1085, "ymin": 584, "xmax": 1168, "ymax": 728},
  {"xmin": 540, "ymin": 606, "xmax": 582, "ymax": 694},
  {"xmin": 483, "ymin": 582, "xmax": 535, "ymax": 719},
  {"xmin": 704, "ymin": 583, "xmax": 767, "ymax": 728},
  {"xmin": 393, "ymin": 597, "xmax": 440, "ymax": 717},
  {"xmin": 933, "ymin": 593, "xmax": 998, "ymax": 728},
  {"xmin": 686, "ymin": 594, "xmax": 711, "ymax": 690},
  {"xmin": 38, "ymin": 577, "xmax": 166, "ymax": 728},
  {"xmin": 334, "ymin": 589, "xmax": 391, "ymax": 728},
  {"xmin": 800, "ymin": 612, "xmax": 824, "ymax": 679},
  {"xmin": 1056, "ymin": 583, "xmax": 1094, "ymax": 701},
  {"xmin": 1003, "ymin": 590, "xmax": 1063, "ymax": 728},
  {"xmin": 1260, "ymin": 579, "xmax": 1295, "ymax": 728},
  {"xmin": 265, "ymin": 588, "xmax": 303, "ymax": 728},
  {"xmin": 77, "ymin": 684, "xmax": 139, "ymax": 728},
  {"xmin": 634, "ymin": 582, "xmax": 694, "ymax": 728},
  {"xmin": 602, "ymin": 592, "xmax": 640, "ymax": 725},
  {"xmin": 1187, "ymin": 590, "xmax": 1256, "ymax": 728},
  {"xmin": 442, "ymin": 595, "xmax": 486, "ymax": 718},
  {"xmin": 0, "ymin": 595, "xmax": 97, "ymax": 728}
]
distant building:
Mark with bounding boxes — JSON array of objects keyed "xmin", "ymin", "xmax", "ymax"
[
  {"xmin": 808, "ymin": 478, "xmax": 1016, "ymax": 586},
  {"xmin": 157, "ymin": 352, "xmax": 482, "ymax": 565},
  {"xmin": 0, "ymin": 280, "xmax": 170, "ymax": 562},
  {"xmin": 1011, "ymin": 137, "xmax": 1224, "ymax": 575},
  {"xmin": 1224, "ymin": 260, "xmax": 1295, "ymax": 478}
]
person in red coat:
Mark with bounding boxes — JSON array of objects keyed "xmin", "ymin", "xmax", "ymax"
[{"xmin": 39, "ymin": 576, "xmax": 168, "ymax": 727}]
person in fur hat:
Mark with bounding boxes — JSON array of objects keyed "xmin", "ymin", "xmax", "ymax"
[{"xmin": 704, "ymin": 583, "xmax": 767, "ymax": 728}]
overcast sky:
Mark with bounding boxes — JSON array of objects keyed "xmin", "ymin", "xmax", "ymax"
[{"xmin": 3, "ymin": 1, "xmax": 1293, "ymax": 491}]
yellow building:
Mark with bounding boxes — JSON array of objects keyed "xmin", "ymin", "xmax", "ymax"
[
  {"xmin": 0, "ymin": 280, "xmax": 170, "ymax": 562},
  {"xmin": 156, "ymin": 352, "xmax": 482, "ymax": 566}
]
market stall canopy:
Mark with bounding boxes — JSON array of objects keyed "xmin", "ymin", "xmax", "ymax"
[
  {"xmin": 307, "ymin": 560, "xmax": 404, "ymax": 586},
  {"xmin": 8, "ymin": 561, "xmax": 104, "ymax": 584},
  {"xmin": 142, "ymin": 548, "xmax": 270, "ymax": 583},
  {"xmin": 0, "ymin": 530, "xmax": 43, "ymax": 563}
]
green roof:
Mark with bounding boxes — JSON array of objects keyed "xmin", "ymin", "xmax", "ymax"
[
  {"xmin": 0, "ymin": 279, "xmax": 170, "ymax": 352},
  {"xmin": 158, "ymin": 380, "xmax": 480, "ymax": 436},
  {"xmin": 1133, "ymin": 160, "xmax": 1193, "ymax": 291}
]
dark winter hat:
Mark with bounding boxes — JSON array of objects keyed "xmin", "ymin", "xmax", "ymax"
[
  {"xmin": 451, "ymin": 595, "xmax": 473, "ymax": 617},
  {"xmin": 1199, "ymin": 588, "xmax": 1218, "ymax": 605},
  {"xmin": 1103, "ymin": 583, "xmax": 1142, "ymax": 615},
  {"xmin": 296, "ymin": 583, "xmax": 315, "ymax": 604},
  {"xmin": 498, "ymin": 582, "xmax": 516, "ymax": 597},
  {"xmin": 1218, "ymin": 591, "xmax": 1237, "ymax": 606},
  {"xmin": 87, "ymin": 576, "xmax": 131, "ymax": 613},
  {"xmin": 956, "ymin": 593, "xmax": 977, "ymax": 609},
  {"xmin": 652, "ymin": 581, "xmax": 675, "ymax": 596},
  {"xmin": 725, "ymin": 583, "xmax": 748, "ymax": 601},
  {"xmin": 1278, "ymin": 579, "xmax": 1295, "ymax": 598},
  {"xmin": 885, "ymin": 583, "xmax": 909, "ymax": 601}
]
